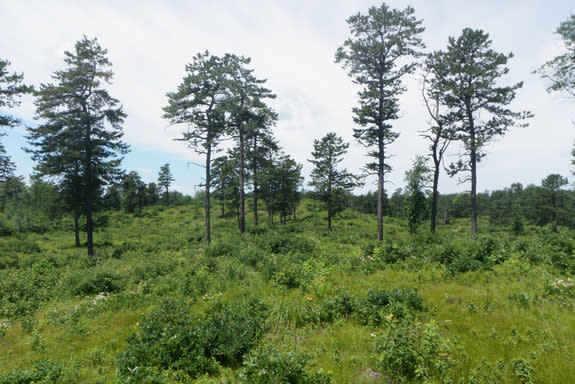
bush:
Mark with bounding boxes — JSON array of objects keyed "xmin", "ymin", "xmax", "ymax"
[
  {"xmin": 118, "ymin": 297, "xmax": 269, "ymax": 383},
  {"xmin": 273, "ymin": 259, "xmax": 328, "ymax": 290},
  {"xmin": 117, "ymin": 299, "xmax": 219, "ymax": 383},
  {"xmin": 375, "ymin": 321, "xmax": 454, "ymax": 382},
  {"xmin": 356, "ymin": 288, "xmax": 424, "ymax": 326},
  {"xmin": 238, "ymin": 348, "xmax": 332, "ymax": 384},
  {"xmin": 0, "ymin": 360, "xmax": 62, "ymax": 384},
  {"xmin": 315, "ymin": 292, "xmax": 356, "ymax": 323},
  {"xmin": 65, "ymin": 268, "xmax": 126, "ymax": 296},
  {"xmin": 0, "ymin": 260, "xmax": 60, "ymax": 318}
]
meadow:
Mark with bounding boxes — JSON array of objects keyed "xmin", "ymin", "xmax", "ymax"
[{"xmin": 1, "ymin": 199, "xmax": 574, "ymax": 383}]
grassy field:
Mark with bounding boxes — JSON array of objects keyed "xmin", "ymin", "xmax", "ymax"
[{"xmin": 1, "ymin": 200, "xmax": 574, "ymax": 383}]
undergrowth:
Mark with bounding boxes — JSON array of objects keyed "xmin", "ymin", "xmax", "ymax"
[{"xmin": 0, "ymin": 202, "xmax": 574, "ymax": 383}]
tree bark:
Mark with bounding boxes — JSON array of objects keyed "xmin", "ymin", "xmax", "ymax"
[
  {"xmin": 205, "ymin": 143, "xmax": 212, "ymax": 245},
  {"xmin": 74, "ymin": 213, "xmax": 80, "ymax": 247},
  {"xmin": 84, "ymin": 113, "xmax": 95, "ymax": 258},
  {"xmin": 377, "ymin": 134, "xmax": 384, "ymax": 242},
  {"xmin": 238, "ymin": 128, "xmax": 245, "ymax": 233},
  {"xmin": 468, "ymin": 106, "xmax": 478, "ymax": 241}
]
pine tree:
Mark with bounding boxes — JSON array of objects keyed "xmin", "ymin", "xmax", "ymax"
[
  {"xmin": 158, "ymin": 163, "xmax": 174, "ymax": 204},
  {"xmin": 0, "ymin": 59, "xmax": 32, "ymax": 181},
  {"xmin": 27, "ymin": 36, "xmax": 128, "ymax": 256},
  {"xmin": 335, "ymin": 3, "xmax": 425, "ymax": 241},
  {"xmin": 309, "ymin": 132, "xmax": 359, "ymax": 231},
  {"xmin": 430, "ymin": 28, "xmax": 531, "ymax": 239},
  {"xmin": 163, "ymin": 51, "xmax": 228, "ymax": 244}
]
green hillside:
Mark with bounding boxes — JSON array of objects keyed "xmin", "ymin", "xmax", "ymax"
[{"xmin": 1, "ymin": 200, "xmax": 574, "ymax": 383}]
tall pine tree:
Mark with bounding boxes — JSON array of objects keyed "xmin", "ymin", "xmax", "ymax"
[
  {"xmin": 335, "ymin": 3, "xmax": 425, "ymax": 242},
  {"xmin": 27, "ymin": 36, "xmax": 128, "ymax": 256}
]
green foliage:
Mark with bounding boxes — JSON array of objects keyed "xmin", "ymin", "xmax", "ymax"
[
  {"xmin": 523, "ymin": 225, "xmax": 575, "ymax": 272},
  {"xmin": 335, "ymin": 3, "xmax": 425, "ymax": 241},
  {"xmin": 511, "ymin": 358, "xmax": 535, "ymax": 384},
  {"xmin": 375, "ymin": 321, "xmax": 454, "ymax": 382},
  {"xmin": 65, "ymin": 268, "xmax": 126, "ymax": 296},
  {"xmin": 309, "ymin": 132, "xmax": 359, "ymax": 231},
  {"xmin": 238, "ymin": 348, "xmax": 332, "ymax": 384},
  {"xmin": 356, "ymin": 288, "xmax": 425, "ymax": 326},
  {"xmin": 0, "ymin": 360, "xmax": 62, "ymax": 384},
  {"xmin": 28, "ymin": 36, "xmax": 128, "ymax": 257},
  {"xmin": 117, "ymin": 299, "xmax": 219, "ymax": 383},
  {"xmin": 536, "ymin": 14, "xmax": 575, "ymax": 98},
  {"xmin": 3, "ymin": 203, "xmax": 575, "ymax": 383},
  {"xmin": 404, "ymin": 155, "xmax": 431, "ymax": 234},
  {"xmin": 0, "ymin": 259, "xmax": 60, "ymax": 318},
  {"xmin": 118, "ymin": 297, "xmax": 269, "ymax": 382}
]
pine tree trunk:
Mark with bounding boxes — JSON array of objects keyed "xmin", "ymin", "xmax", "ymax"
[
  {"xmin": 238, "ymin": 129, "xmax": 245, "ymax": 233},
  {"xmin": 253, "ymin": 181, "xmax": 259, "ymax": 226},
  {"xmin": 430, "ymin": 164, "xmax": 440, "ymax": 233},
  {"xmin": 74, "ymin": 213, "xmax": 80, "ymax": 247},
  {"xmin": 377, "ymin": 135, "xmax": 384, "ymax": 242},
  {"xmin": 468, "ymin": 107, "xmax": 477, "ymax": 241},
  {"xmin": 85, "ymin": 119, "xmax": 95, "ymax": 258},
  {"xmin": 205, "ymin": 143, "xmax": 212, "ymax": 245}
]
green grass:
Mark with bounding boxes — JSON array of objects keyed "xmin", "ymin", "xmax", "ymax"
[{"xmin": 0, "ymin": 201, "xmax": 574, "ymax": 383}]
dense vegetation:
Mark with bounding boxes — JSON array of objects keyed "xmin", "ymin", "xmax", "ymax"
[{"xmin": 1, "ymin": 198, "xmax": 575, "ymax": 383}]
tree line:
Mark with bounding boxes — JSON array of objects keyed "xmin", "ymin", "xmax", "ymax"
[{"xmin": 0, "ymin": 5, "xmax": 573, "ymax": 256}]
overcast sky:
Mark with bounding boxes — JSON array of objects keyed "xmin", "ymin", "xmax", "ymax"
[{"xmin": 1, "ymin": 0, "xmax": 573, "ymax": 195}]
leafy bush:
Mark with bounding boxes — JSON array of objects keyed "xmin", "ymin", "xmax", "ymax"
[
  {"xmin": 511, "ymin": 358, "xmax": 535, "ymax": 384},
  {"xmin": 372, "ymin": 241, "xmax": 411, "ymax": 264},
  {"xmin": 117, "ymin": 299, "xmax": 218, "ymax": 384},
  {"xmin": 273, "ymin": 259, "xmax": 328, "ymax": 289},
  {"xmin": 315, "ymin": 292, "xmax": 356, "ymax": 323},
  {"xmin": 238, "ymin": 348, "xmax": 332, "ymax": 384},
  {"xmin": 0, "ymin": 360, "xmax": 62, "ymax": 384},
  {"xmin": 446, "ymin": 237, "xmax": 506, "ymax": 274},
  {"xmin": 356, "ymin": 288, "xmax": 424, "ymax": 325},
  {"xmin": 375, "ymin": 321, "xmax": 454, "ymax": 382},
  {"xmin": 525, "ymin": 226, "xmax": 575, "ymax": 272},
  {"xmin": 65, "ymin": 268, "xmax": 126, "ymax": 296},
  {"xmin": 118, "ymin": 297, "xmax": 269, "ymax": 383},
  {"xmin": 203, "ymin": 299, "xmax": 269, "ymax": 367},
  {"xmin": 0, "ymin": 260, "xmax": 60, "ymax": 318},
  {"xmin": 258, "ymin": 232, "xmax": 315, "ymax": 255}
]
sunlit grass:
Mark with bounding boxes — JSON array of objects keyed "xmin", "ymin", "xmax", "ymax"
[{"xmin": 1, "ymin": 201, "xmax": 574, "ymax": 382}]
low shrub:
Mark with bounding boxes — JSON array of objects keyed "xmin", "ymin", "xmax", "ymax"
[
  {"xmin": 238, "ymin": 348, "xmax": 332, "ymax": 384},
  {"xmin": 0, "ymin": 360, "xmax": 62, "ymax": 384},
  {"xmin": 118, "ymin": 297, "xmax": 269, "ymax": 383},
  {"xmin": 356, "ymin": 288, "xmax": 425, "ymax": 326},
  {"xmin": 375, "ymin": 321, "xmax": 454, "ymax": 382},
  {"xmin": 65, "ymin": 268, "xmax": 126, "ymax": 296}
]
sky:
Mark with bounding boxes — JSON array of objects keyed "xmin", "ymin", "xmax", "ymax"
[{"xmin": 0, "ymin": 0, "xmax": 573, "ymax": 196}]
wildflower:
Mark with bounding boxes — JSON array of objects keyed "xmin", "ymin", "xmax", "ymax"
[
  {"xmin": 306, "ymin": 294, "xmax": 315, "ymax": 301},
  {"xmin": 385, "ymin": 313, "xmax": 394, "ymax": 322}
]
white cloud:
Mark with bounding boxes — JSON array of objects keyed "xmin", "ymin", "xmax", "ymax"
[{"xmin": 1, "ymin": 0, "xmax": 574, "ymax": 195}]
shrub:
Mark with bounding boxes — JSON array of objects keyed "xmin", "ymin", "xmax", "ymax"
[
  {"xmin": 273, "ymin": 259, "xmax": 328, "ymax": 290},
  {"xmin": 118, "ymin": 297, "xmax": 269, "ymax": 383},
  {"xmin": 238, "ymin": 348, "xmax": 332, "ymax": 384},
  {"xmin": 356, "ymin": 288, "xmax": 425, "ymax": 326},
  {"xmin": 316, "ymin": 292, "xmax": 356, "ymax": 323},
  {"xmin": 372, "ymin": 241, "xmax": 411, "ymax": 264},
  {"xmin": 65, "ymin": 268, "xmax": 126, "ymax": 296},
  {"xmin": 203, "ymin": 299, "xmax": 269, "ymax": 367},
  {"xmin": 117, "ymin": 299, "xmax": 219, "ymax": 383},
  {"xmin": 375, "ymin": 321, "xmax": 454, "ymax": 382},
  {"xmin": 0, "ymin": 260, "xmax": 60, "ymax": 318},
  {"xmin": 511, "ymin": 358, "xmax": 535, "ymax": 384},
  {"xmin": 0, "ymin": 360, "xmax": 62, "ymax": 384}
]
